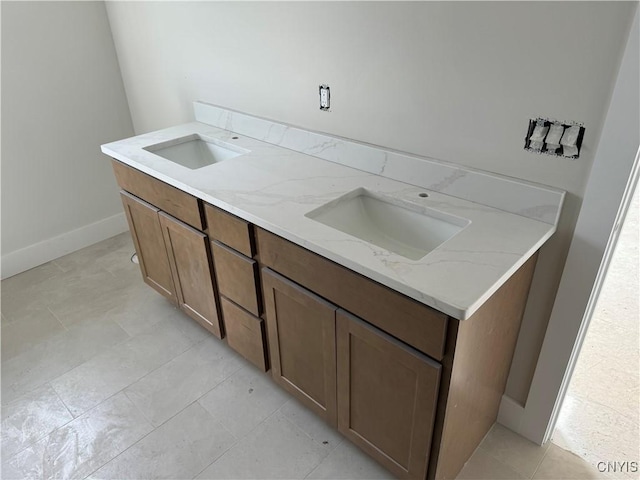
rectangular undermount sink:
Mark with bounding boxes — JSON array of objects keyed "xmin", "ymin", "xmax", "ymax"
[
  {"xmin": 144, "ymin": 134, "xmax": 250, "ymax": 169},
  {"xmin": 306, "ymin": 188, "xmax": 470, "ymax": 260}
]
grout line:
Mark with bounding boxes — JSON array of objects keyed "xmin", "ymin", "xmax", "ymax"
[
  {"xmin": 81, "ymin": 413, "xmax": 158, "ymax": 478},
  {"xmin": 46, "ymin": 306, "xmax": 69, "ymax": 332},
  {"xmin": 122, "ymin": 389, "xmax": 156, "ymax": 428},
  {"xmin": 530, "ymin": 448, "xmax": 547, "ymax": 479},
  {"xmin": 474, "ymin": 446, "xmax": 531, "ymax": 479},
  {"xmin": 50, "ymin": 381, "xmax": 75, "ymax": 421},
  {"xmin": 1, "ymin": 383, "xmax": 75, "ymax": 460},
  {"xmin": 527, "ymin": 447, "xmax": 550, "ymax": 479},
  {"xmin": 304, "ymin": 438, "xmax": 348, "ymax": 480},
  {"xmin": 1, "ymin": 312, "xmax": 14, "ymax": 326},
  {"xmin": 51, "ymin": 260, "xmax": 66, "ymax": 273},
  {"xmin": 276, "ymin": 401, "xmax": 343, "ymax": 463},
  {"xmin": 190, "ymin": 414, "xmax": 242, "ymax": 480}
]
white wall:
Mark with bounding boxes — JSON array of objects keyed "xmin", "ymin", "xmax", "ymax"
[
  {"xmin": 104, "ymin": 2, "xmax": 636, "ymax": 403},
  {"xmin": 516, "ymin": 8, "xmax": 639, "ymax": 443},
  {"xmin": 1, "ymin": 1, "xmax": 134, "ymax": 278}
]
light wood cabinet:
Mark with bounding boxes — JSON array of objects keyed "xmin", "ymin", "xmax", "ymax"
[
  {"xmin": 337, "ymin": 310, "xmax": 441, "ymax": 479},
  {"xmin": 118, "ymin": 185, "xmax": 222, "ymax": 339},
  {"xmin": 159, "ymin": 212, "xmax": 222, "ymax": 338},
  {"xmin": 211, "ymin": 241, "xmax": 261, "ymax": 317},
  {"xmin": 112, "ymin": 160, "xmax": 539, "ymax": 480},
  {"xmin": 256, "ymin": 227, "xmax": 537, "ymax": 480},
  {"xmin": 220, "ymin": 297, "xmax": 268, "ymax": 372},
  {"xmin": 206, "ymin": 206, "xmax": 268, "ymax": 369},
  {"xmin": 260, "ymin": 266, "xmax": 442, "ymax": 477},
  {"xmin": 262, "ymin": 268, "xmax": 338, "ymax": 427},
  {"xmin": 255, "ymin": 227, "xmax": 448, "ymax": 360},
  {"xmin": 120, "ymin": 191, "xmax": 177, "ymax": 303},
  {"xmin": 205, "ymin": 204, "xmax": 255, "ymax": 257},
  {"xmin": 113, "ymin": 159, "xmax": 203, "ymax": 229}
]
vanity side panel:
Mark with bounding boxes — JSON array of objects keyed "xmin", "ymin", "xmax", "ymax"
[{"xmin": 430, "ymin": 253, "xmax": 538, "ymax": 480}]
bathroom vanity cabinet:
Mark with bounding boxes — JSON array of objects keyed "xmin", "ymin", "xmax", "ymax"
[
  {"xmin": 111, "ymin": 158, "xmax": 538, "ymax": 480},
  {"xmin": 114, "ymin": 161, "xmax": 222, "ymax": 338}
]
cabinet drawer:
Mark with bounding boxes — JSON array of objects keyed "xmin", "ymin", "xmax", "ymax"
[
  {"xmin": 220, "ymin": 297, "xmax": 268, "ymax": 371},
  {"xmin": 112, "ymin": 160, "xmax": 203, "ymax": 230},
  {"xmin": 205, "ymin": 204, "xmax": 254, "ymax": 257},
  {"xmin": 212, "ymin": 241, "xmax": 261, "ymax": 316},
  {"xmin": 256, "ymin": 228, "xmax": 448, "ymax": 360}
]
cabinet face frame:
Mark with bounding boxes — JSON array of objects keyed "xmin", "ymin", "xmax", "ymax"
[
  {"xmin": 262, "ymin": 268, "xmax": 338, "ymax": 427},
  {"xmin": 337, "ymin": 309, "xmax": 441, "ymax": 480},
  {"xmin": 159, "ymin": 212, "xmax": 223, "ymax": 338},
  {"xmin": 120, "ymin": 191, "xmax": 177, "ymax": 303}
]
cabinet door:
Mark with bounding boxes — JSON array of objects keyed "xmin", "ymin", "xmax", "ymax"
[
  {"xmin": 159, "ymin": 212, "xmax": 223, "ymax": 338},
  {"xmin": 337, "ymin": 310, "xmax": 441, "ymax": 479},
  {"xmin": 120, "ymin": 191, "xmax": 176, "ymax": 303},
  {"xmin": 262, "ymin": 268, "xmax": 337, "ymax": 426}
]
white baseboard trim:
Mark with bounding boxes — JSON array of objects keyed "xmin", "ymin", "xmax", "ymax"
[
  {"xmin": 497, "ymin": 394, "xmax": 526, "ymax": 435},
  {"xmin": 1, "ymin": 212, "xmax": 129, "ymax": 279}
]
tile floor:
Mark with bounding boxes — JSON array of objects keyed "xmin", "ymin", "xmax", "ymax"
[{"xmin": 0, "ymin": 232, "xmax": 619, "ymax": 479}]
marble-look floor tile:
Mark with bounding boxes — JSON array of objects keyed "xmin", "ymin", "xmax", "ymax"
[
  {"xmin": 306, "ymin": 439, "xmax": 393, "ymax": 479},
  {"xmin": 51, "ymin": 318, "xmax": 195, "ymax": 416},
  {"xmin": 125, "ymin": 336, "xmax": 244, "ymax": 426},
  {"xmin": 456, "ymin": 446, "xmax": 527, "ymax": 479},
  {"xmin": 1, "ymin": 317, "xmax": 129, "ymax": 405},
  {"xmin": 52, "ymin": 232, "xmax": 133, "ymax": 273},
  {"xmin": 1, "ymin": 384, "xmax": 73, "ymax": 458},
  {"xmin": 1, "ymin": 305, "xmax": 65, "ymax": 360},
  {"xmin": 96, "ymin": 239, "xmax": 140, "ymax": 279},
  {"xmin": 280, "ymin": 397, "xmax": 343, "ymax": 451},
  {"xmin": 553, "ymin": 395, "xmax": 639, "ymax": 478},
  {"xmin": 23, "ymin": 263, "xmax": 114, "ymax": 305},
  {"xmin": 105, "ymin": 286, "xmax": 172, "ymax": 337},
  {"xmin": 157, "ymin": 304, "xmax": 215, "ymax": 345},
  {"xmin": 198, "ymin": 364, "xmax": 290, "ymax": 438},
  {"xmin": 576, "ymin": 318, "xmax": 639, "ymax": 378},
  {"xmin": 196, "ymin": 411, "xmax": 327, "ymax": 479},
  {"xmin": 91, "ymin": 402, "xmax": 236, "ymax": 480},
  {"xmin": 533, "ymin": 444, "xmax": 609, "ymax": 479},
  {"xmin": 1, "ymin": 458, "xmax": 25, "ymax": 479},
  {"xmin": 1, "ymin": 262, "xmax": 64, "ymax": 320},
  {"xmin": 569, "ymin": 357, "xmax": 639, "ymax": 423},
  {"xmin": 479, "ymin": 423, "xmax": 550, "ymax": 478},
  {"xmin": 3, "ymin": 392, "xmax": 152, "ymax": 480},
  {"xmin": 108, "ymin": 289, "xmax": 211, "ymax": 344},
  {"xmin": 46, "ymin": 264, "xmax": 136, "ymax": 328}
]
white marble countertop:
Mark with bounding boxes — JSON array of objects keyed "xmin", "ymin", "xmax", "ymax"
[{"xmin": 102, "ymin": 121, "xmax": 556, "ymax": 320}]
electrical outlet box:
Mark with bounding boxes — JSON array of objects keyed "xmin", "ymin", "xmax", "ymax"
[
  {"xmin": 319, "ymin": 84, "xmax": 330, "ymax": 111},
  {"xmin": 524, "ymin": 117, "xmax": 585, "ymax": 159}
]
